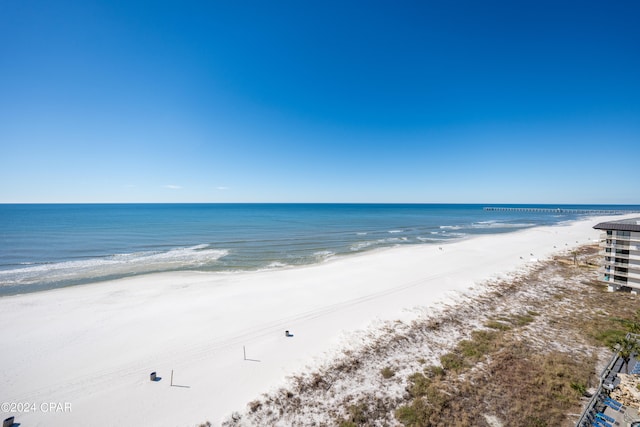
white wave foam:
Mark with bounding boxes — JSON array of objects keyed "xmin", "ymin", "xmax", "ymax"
[
  {"xmin": 350, "ymin": 241, "xmax": 374, "ymax": 251},
  {"xmin": 379, "ymin": 237, "xmax": 409, "ymax": 244},
  {"xmin": 313, "ymin": 250, "xmax": 335, "ymax": 261},
  {"xmin": 0, "ymin": 245, "xmax": 229, "ymax": 287},
  {"xmin": 314, "ymin": 250, "xmax": 333, "ymax": 255},
  {"xmin": 356, "ymin": 232, "xmax": 367, "ymax": 236},
  {"xmin": 417, "ymin": 236, "xmax": 448, "ymax": 242},
  {"xmin": 264, "ymin": 261, "xmax": 288, "ymax": 269},
  {"xmin": 388, "ymin": 230, "xmax": 403, "ymax": 234},
  {"xmin": 447, "ymin": 232, "xmax": 467, "ymax": 237},
  {"xmin": 440, "ymin": 225, "xmax": 462, "ymax": 230}
]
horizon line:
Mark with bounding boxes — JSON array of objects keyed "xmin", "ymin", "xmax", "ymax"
[{"xmin": 1, "ymin": 202, "xmax": 640, "ymax": 206}]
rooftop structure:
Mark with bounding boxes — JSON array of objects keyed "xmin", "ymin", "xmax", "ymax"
[{"xmin": 593, "ymin": 218, "xmax": 640, "ymax": 293}]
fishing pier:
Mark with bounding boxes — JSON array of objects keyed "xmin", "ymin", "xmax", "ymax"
[{"xmin": 483, "ymin": 207, "xmax": 640, "ymax": 215}]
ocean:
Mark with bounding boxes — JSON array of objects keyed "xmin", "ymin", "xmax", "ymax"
[{"xmin": 1, "ymin": 203, "xmax": 638, "ymax": 296}]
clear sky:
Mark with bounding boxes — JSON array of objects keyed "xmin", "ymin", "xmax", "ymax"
[{"xmin": 1, "ymin": 0, "xmax": 638, "ymax": 203}]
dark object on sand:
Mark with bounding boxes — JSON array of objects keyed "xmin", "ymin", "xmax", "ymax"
[
  {"xmin": 3, "ymin": 416, "xmax": 15, "ymax": 427},
  {"xmin": 150, "ymin": 371, "xmax": 157, "ymax": 381}
]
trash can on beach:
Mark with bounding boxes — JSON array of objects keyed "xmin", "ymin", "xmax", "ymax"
[
  {"xmin": 3, "ymin": 416, "xmax": 15, "ymax": 427},
  {"xmin": 150, "ymin": 371, "xmax": 157, "ymax": 381}
]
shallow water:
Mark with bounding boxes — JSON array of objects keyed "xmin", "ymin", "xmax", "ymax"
[{"xmin": 0, "ymin": 203, "xmax": 637, "ymax": 295}]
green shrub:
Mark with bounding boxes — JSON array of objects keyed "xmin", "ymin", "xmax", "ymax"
[
  {"xmin": 592, "ymin": 328, "xmax": 627, "ymax": 347},
  {"xmin": 440, "ymin": 352, "xmax": 466, "ymax": 371},
  {"xmin": 424, "ymin": 365, "xmax": 445, "ymax": 379},
  {"xmin": 381, "ymin": 366, "xmax": 395, "ymax": 379},
  {"xmin": 485, "ymin": 320, "xmax": 512, "ymax": 331},
  {"xmin": 395, "ymin": 399, "xmax": 431, "ymax": 426},
  {"xmin": 337, "ymin": 402, "xmax": 369, "ymax": 427},
  {"xmin": 407, "ymin": 372, "xmax": 432, "ymax": 398},
  {"xmin": 512, "ymin": 314, "xmax": 535, "ymax": 326},
  {"xmin": 458, "ymin": 330, "xmax": 499, "ymax": 360},
  {"xmin": 570, "ymin": 382, "xmax": 587, "ymax": 395}
]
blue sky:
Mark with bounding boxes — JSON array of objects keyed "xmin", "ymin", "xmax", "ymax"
[{"xmin": 1, "ymin": 0, "xmax": 638, "ymax": 203}]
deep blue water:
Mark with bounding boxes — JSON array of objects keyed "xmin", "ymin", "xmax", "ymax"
[{"xmin": 1, "ymin": 203, "xmax": 638, "ymax": 295}]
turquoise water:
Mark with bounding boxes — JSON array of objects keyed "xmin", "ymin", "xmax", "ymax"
[{"xmin": 0, "ymin": 203, "xmax": 638, "ymax": 295}]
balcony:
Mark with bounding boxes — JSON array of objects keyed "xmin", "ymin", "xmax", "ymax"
[
  {"xmin": 601, "ymin": 276, "xmax": 629, "ymax": 286},
  {"xmin": 600, "ymin": 241, "xmax": 630, "ymax": 249},
  {"xmin": 600, "ymin": 250, "xmax": 630, "ymax": 259},
  {"xmin": 600, "ymin": 230, "xmax": 640, "ymax": 239},
  {"xmin": 600, "ymin": 266, "xmax": 630, "ymax": 276},
  {"xmin": 601, "ymin": 258, "xmax": 630, "ymax": 267}
]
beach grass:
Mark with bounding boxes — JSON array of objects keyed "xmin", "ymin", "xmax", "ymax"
[
  {"xmin": 227, "ymin": 244, "xmax": 639, "ymax": 427},
  {"xmin": 392, "ymin": 246, "xmax": 638, "ymax": 427}
]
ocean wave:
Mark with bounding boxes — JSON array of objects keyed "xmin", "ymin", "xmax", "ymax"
[
  {"xmin": 388, "ymin": 230, "xmax": 403, "ymax": 234},
  {"xmin": 0, "ymin": 245, "xmax": 229, "ymax": 287},
  {"xmin": 439, "ymin": 225, "xmax": 462, "ymax": 230},
  {"xmin": 263, "ymin": 261, "xmax": 288, "ymax": 269},
  {"xmin": 447, "ymin": 232, "xmax": 467, "ymax": 237},
  {"xmin": 379, "ymin": 236, "xmax": 412, "ymax": 245},
  {"xmin": 417, "ymin": 236, "xmax": 449, "ymax": 242},
  {"xmin": 313, "ymin": 250, "xmax": 335, "ymax": 261},
  {"xmin": 350, "ymin": 241, "xmax": 374, "ymax": 251}
]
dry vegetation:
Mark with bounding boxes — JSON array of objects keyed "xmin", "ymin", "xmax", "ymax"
[{"xmin": 219, "ymin": 245, "xmax": 640, "ymax": 427}]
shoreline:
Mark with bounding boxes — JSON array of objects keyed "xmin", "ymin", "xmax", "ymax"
[
  {"xmin": 0, "ymin": 214, "xmax": 634, "ymax": 426},
  {"xmin": 1, "ymin": 207, "xmax": 619, "ymax": 298},
  {"xmin": 0, "ymin": 217, "xmax": 594, "ymax": 298}
]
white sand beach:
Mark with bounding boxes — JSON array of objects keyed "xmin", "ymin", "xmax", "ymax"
[{"xmin": 0, "ymin": 215, "xmax": 630, "ymax": 427}]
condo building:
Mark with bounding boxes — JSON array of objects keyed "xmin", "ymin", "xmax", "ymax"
[{"xmin": 593, "ymin": 218, "xmax": 640, "ymax": 293}]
